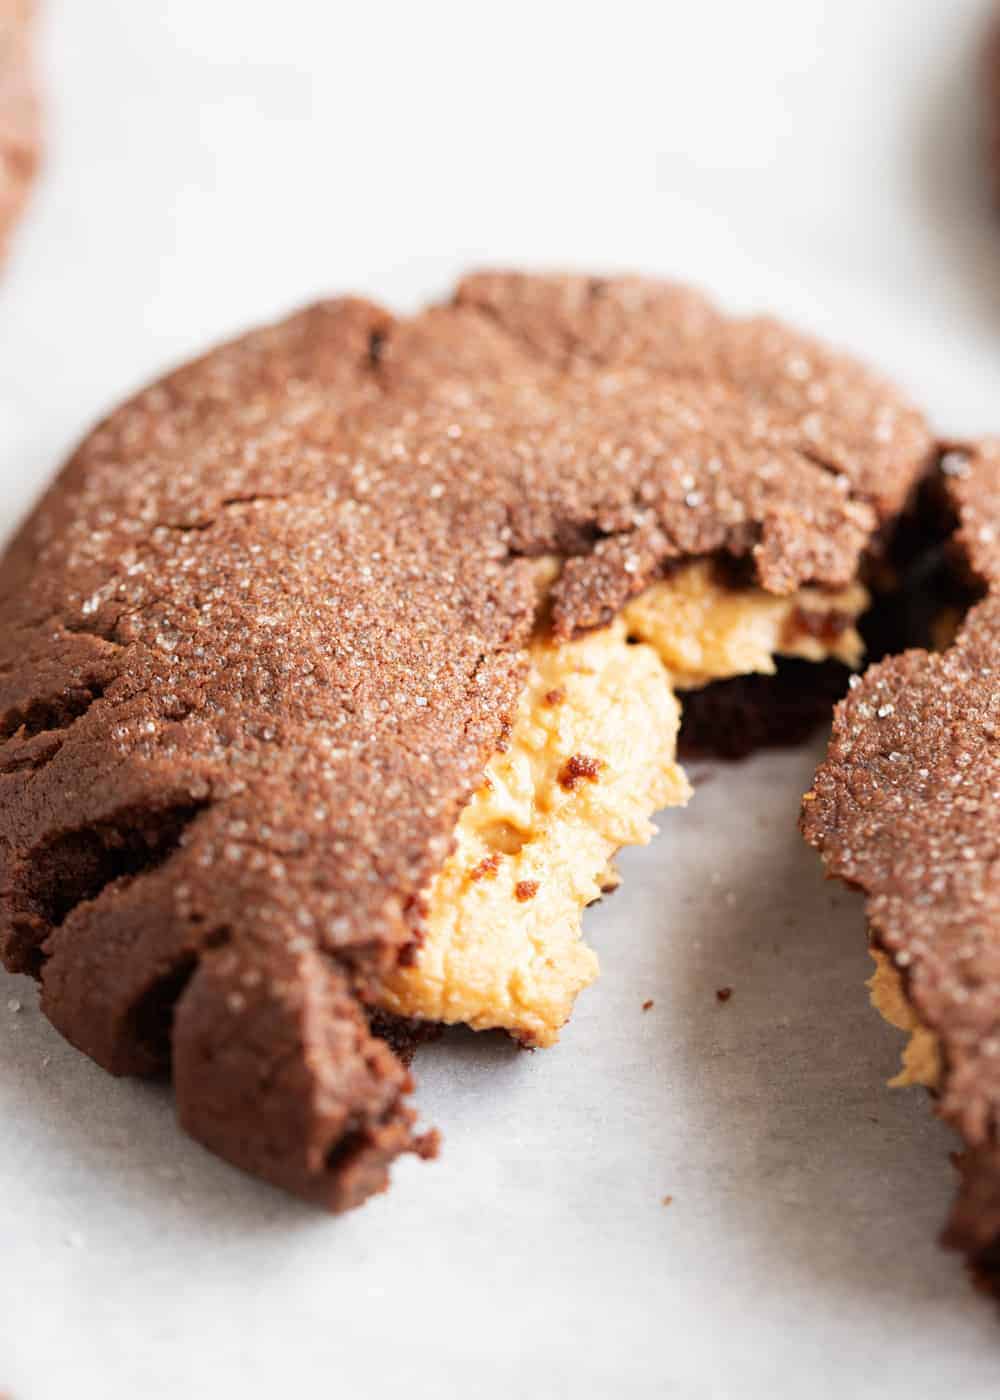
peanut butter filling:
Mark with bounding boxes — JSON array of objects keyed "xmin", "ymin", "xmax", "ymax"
[
  {"xmin": 620, "ymin": 560, "xmax": 867, "ymax": 688},
  {"xmin": 867, "ymin": 948, "xmax": 942, "ymax": 1090},
  {"xmin": 377, "ymin": 560, "xmax": 868, "ymax": 1045},
  {"xmin": 377, "ymin": 619, "xmax": 690, "ymax": 1045}
]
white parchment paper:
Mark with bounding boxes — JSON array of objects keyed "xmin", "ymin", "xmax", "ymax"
[{"xmin": 3, "ymin": 3, "xmax": 1000, "ymax": 1395}]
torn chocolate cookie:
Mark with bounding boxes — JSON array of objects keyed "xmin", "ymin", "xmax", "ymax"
[
  {"xmin": 0, "ymin": 272, "xmax": 933, "ymax": 1208},
  {"xmin": 803, "ymin": 438, "xmax": 1000, "ymax": 1283}
]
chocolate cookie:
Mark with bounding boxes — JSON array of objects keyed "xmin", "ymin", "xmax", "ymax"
[
  {"xmin": 0, "ymin": 0, "xmax": 39, "ymax": 260},
  {"xmin": 0, "ymin": 273, "xmax": 933, "ymax": 1208},
  {"xmin": 802, "ymin": 439, "xmax": 1000, "ymax": 1280}
]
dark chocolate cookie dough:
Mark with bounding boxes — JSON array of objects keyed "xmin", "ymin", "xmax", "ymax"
[{"xmin": 0, "ymin": 272, "xmax": 933, "ymax": 1207}]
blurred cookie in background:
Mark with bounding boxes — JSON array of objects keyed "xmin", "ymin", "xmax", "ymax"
[{"xmin": 0, "ymin": 0, "xmax": 39, "ymax": 263}]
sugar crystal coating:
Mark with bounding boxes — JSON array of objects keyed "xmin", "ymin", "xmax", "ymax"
[
  {"xmin": 0, "ymin": 272, "xmax": 933, "ymax": 1208},
  {"xmin": 803, "ymin": 439, "xmax": 1000, "ymax": 1264}
]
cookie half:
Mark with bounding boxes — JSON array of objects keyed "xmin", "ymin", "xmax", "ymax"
[
  {"xmin": 0, "ymin": 0, "xmax": 39, "ymax": 260},
  {"xmin": 0, "ymin": 272, "xmax": 933, "ymax": 1207},
  {"xmin": 803, "ymin": 439, "xmax": 1000, "ymax": 1282}
]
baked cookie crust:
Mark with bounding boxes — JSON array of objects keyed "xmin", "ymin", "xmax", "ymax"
[
  {"xmin": 0, "ymin": 272, "xmax": 934, "ymax": 1207},
  {"xmin": 803, "ymin": 439, "xmax": 1000, "ymax": 1278}
]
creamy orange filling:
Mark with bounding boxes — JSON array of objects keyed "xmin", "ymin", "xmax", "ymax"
[
  {"xmin": 620, "ymin": 560, "xmax": 866, "ymax": 688},
  {"xmin": 377, "ymin": 619, "xmax": 690, "ymax": 1045},
  {"xmin": 377, "ymin": 560, "xmax": 868, "ymax": 1045},
  {"xmin": 867, "ymin": 949, "xmax": 941, "ymax": 1090}
]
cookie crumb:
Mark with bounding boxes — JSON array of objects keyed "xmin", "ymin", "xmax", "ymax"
[
  {"xmin": 469, "ymin": 853, "xmax": 502, "ymax": 881},
  {"xmin": 642, "ymin": 998, "xmax": 654, "ymax": 1012},
  {"xmin": 514, "ymin": 879, "xmax": 539, "ymax": 902},
  {"xmin": 715, "ymin": 986, "xmax": 733, "ymax": 1003},
  {"xmin": 661, "ymin": 1194, "xmax": 673, "ymax": 1207},
  {"xmin": 557, "ymin": 753, "xmax": 603, "ymax": 791}
]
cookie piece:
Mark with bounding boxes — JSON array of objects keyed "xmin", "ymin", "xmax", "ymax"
[
  {"xmin": 802, "ymin": 439, "xmax": 1000, "ymax": 1278},
  {"xmin": 0, "ymin": 273, "xmax": 933, "ymax": 1208},
  {"xmin": 0, "ymin": 0, "xmax": 39, "ymax": 260}
]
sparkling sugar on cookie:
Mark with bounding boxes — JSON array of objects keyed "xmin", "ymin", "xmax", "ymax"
[
  {"xmin": 0, "ymin": 272, "xmax": 934, "ymax": 1209},
  {"xmin": 803, "ymin": 439, "xmax": 1000, "ymax": 1287}
]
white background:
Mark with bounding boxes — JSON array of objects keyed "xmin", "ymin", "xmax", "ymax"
[{"xmin": 2, "ymin": 2, "xmax": 1000, "ymax": 1395}]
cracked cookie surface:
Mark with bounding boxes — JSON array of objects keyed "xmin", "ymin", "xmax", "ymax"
[{"xmin": 0, "ymin": 272, "xmax": 933, "ymax": 1208}]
